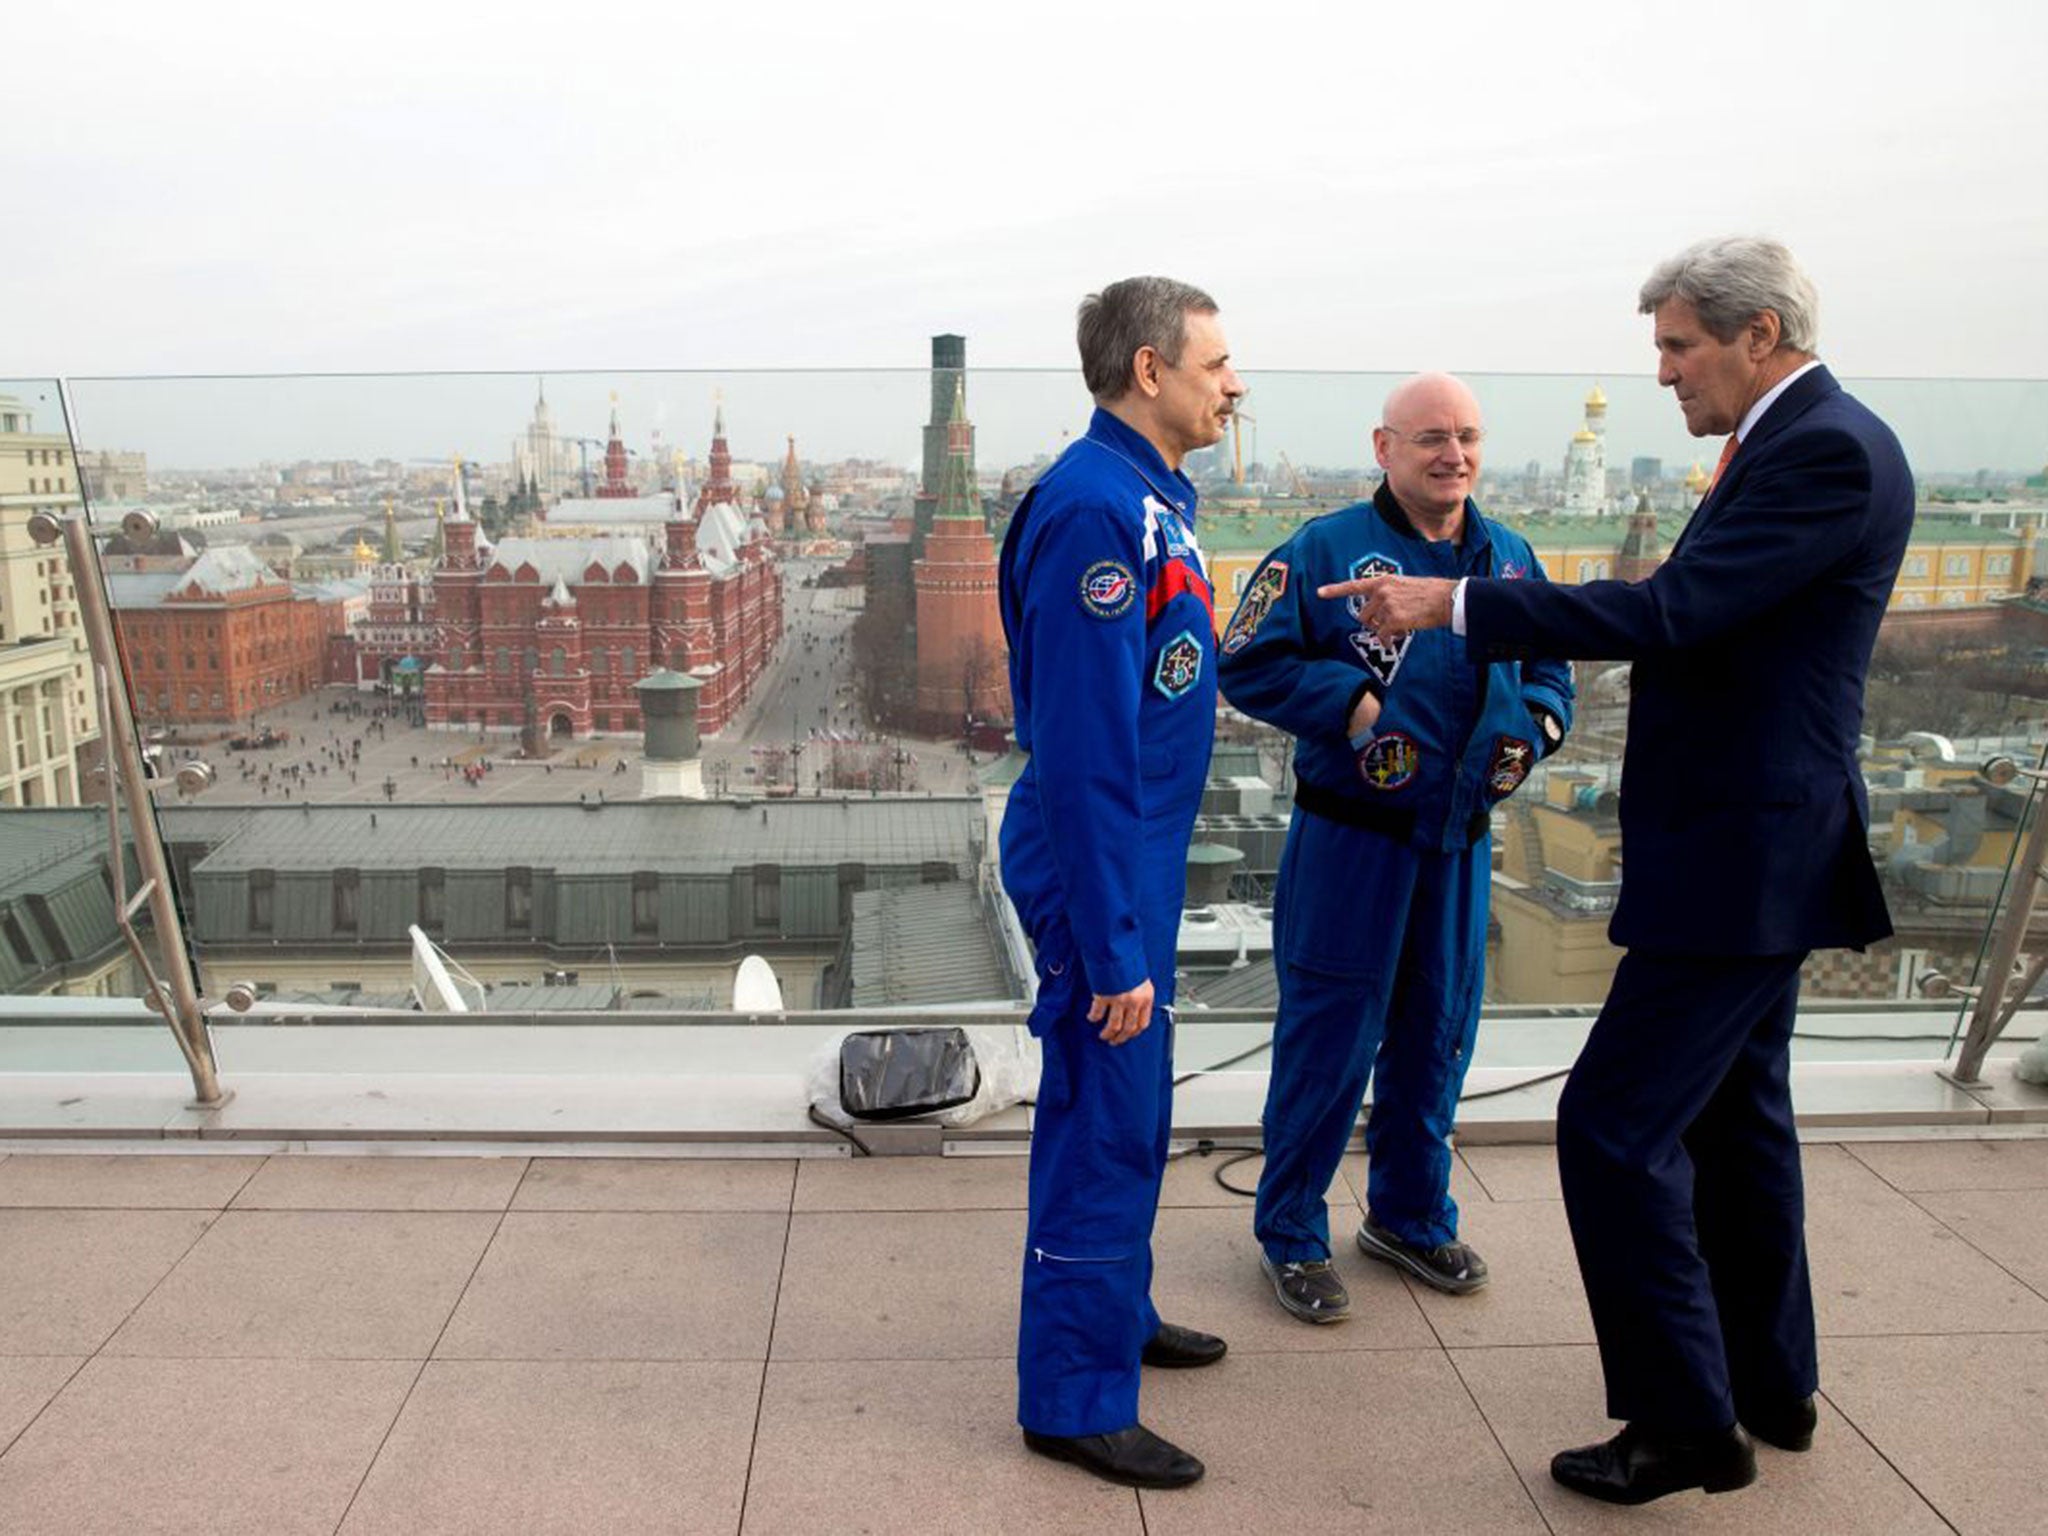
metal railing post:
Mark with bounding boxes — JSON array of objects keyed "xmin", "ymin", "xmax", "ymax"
[
  {"xmin": 27, "ymin": 505, "xmax": 229, "ymax": 1108},
  {"xmin": 1945, "ymin": 759, "xmax": 2048, "ymax": 1086}
]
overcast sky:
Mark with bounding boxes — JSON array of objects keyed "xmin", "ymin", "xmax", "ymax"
[{"xmin": 10, "ymin": 2, "xmax": 2046, "ymax": 468}]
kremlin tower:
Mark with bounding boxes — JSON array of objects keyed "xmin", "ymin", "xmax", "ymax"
[
  {"xmin": 914, "ymin": 334, "xmax": 970, "ymax": 549},
  {"xmin": 694, "ymin": 402, "xmax": 741, "ymax": 516},
  {"xmin": 1616, "ymin": 491, "xmax": 1666, "ymax": 581},
  {"xmin": 596, "ymin": 395, "xmax": 633, "ymax": 499},
  {"xmin": 912, "ymin": 379, "xmax": 1008, "ymax": 731}
]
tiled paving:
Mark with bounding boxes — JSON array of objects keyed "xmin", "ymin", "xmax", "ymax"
[{"xmin": 0, "ymin": 1139, "xmax": 2040, "ymax": 1534}]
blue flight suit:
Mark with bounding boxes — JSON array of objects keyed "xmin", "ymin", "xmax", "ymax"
[
  {"xmin": 999, "ymin": 407, "xmax": 1218, "ymax": 1437},
  {"xmin": 1218, "ymin": 485, "xmax": 1573, "ymax": 1264}
]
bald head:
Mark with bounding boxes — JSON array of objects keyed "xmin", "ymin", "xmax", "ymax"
[
  {"xmin": 1374, "ymin": 373, "xmax": 1485, "ymax": 536},
  {"xmin": 1381, "ymin": 372, "xmax": 1483, "ymax": 432}
]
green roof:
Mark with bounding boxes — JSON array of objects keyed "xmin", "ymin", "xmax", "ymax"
[
  {"xmin": 188, "ymin": 799, "xmax": 983, "ymax": 876},
  {"xmin": 978, "ymin": 751, "xmax": 1027, "ymax": 790},
  {"xmin": 1202, "ymin": 502, "xmax": 2029, "ymax": 555},
  {"xmin": 843, "ymin": 880, "xmax": 1012, "ymax": 1006},
  {"xmin": 633, "ymin": 668, "xmax": 702, "ymax": 693},
  {"xmin": 0, "ymin": 808, "xmax": 125, "ymax": 992},
  {"xmin": 1899, "ymin": 515, "xmax": 2035, "ymax": 543},
  {"xmin": 1497, "ymin": 515, "xmax": 1681, "ymax": 548},
  {"xmin": 1200, "ymin": 509, "xmax": 1338, "ymax": 552}
]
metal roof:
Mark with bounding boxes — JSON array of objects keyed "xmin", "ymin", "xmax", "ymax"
[
  {"xmin": 188, "ymin": 798, "xmax": 984, "ymax": 875},
  {"xmin": 484, "ymin": 536, "xmax": 653, "ymax": 585},
  {"xmin": 158, "ymin": 806, "xmax": 261, "ymax": 847},
  {"xmin": 0, "ymin": 809, "xmax": 123, "ymax": 993},
  {"xmin": 843, "ymin": 880, "xmax": 1013, "ymax": 1007},
  {"xmin": 0, "ymin": 808, "xmax": 105, "ymax": 900},
  {"xmin": 546, "ymin": 496, "xmax": 680, "ymax": 526},
  {"xmin": 105, "ymin": 546, "xmax": 280, "ymax": 608},
  {"xmin": 1179, "ymin": 958, "xmax": 1278, "ymax": 1013}
]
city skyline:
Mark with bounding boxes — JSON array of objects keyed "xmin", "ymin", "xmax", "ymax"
[{"xmin": 10, "ymin": 368, "xmax": 2045, "ymax": 489}]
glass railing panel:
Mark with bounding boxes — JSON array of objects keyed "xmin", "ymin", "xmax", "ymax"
[
  {"xmin": 56, "ymin": 368, "xmax": 1013, "ymax": 1051},
  {"xmin": 0, "ymin": 377, "xmax": 175, "ymax": 1026},
  {"xmin": 3, "ymin": 365, "xmax": 2034, "ymax": 1105}
]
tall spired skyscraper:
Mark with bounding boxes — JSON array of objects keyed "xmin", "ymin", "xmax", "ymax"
[
  {"xmin": 913, "ymin": 378, "xmax": 1007, "ymax": 730},
  {"xmin": 514, "ymin": 379, "xmax": 564, "ymax": 501}
]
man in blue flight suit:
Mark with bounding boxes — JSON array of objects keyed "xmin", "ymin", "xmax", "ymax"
[
  {"xmin": 1218, "ymin": 373, "xmax": 1573, "ymax": 1325},
  {"xmin": 999, "ymin": 276, "xmax": 1245, "ymax": 1491},
  {"xmin": 1338, "ymin": 239, "xmax": 1912, "ymax": 1505}
]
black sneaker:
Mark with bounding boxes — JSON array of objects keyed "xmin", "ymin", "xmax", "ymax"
[
  {"xmin": 1260, "ymin": 1253, "xmax": 1350, "ymax": 1323},
  {"xmin": 1356, "ymin": 1214, "xmax": 1489, "ymax": 1294}
]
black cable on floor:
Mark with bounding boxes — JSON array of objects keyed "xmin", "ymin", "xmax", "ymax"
[
  {"xmin": 807, "ymin": 1102, "xmax": 875, "ymax": 1157},
  {"xmin": 1164, "ymin": 1138, "xmax": 1266, "ymax": 1197},
  {"xmin": 1171, "ymin": 1037, "xmax": 1275, "ymax": 1087},
  {"xmin": 1014, "ymin": 1016, "xmax": 2034, "ymax": 1196},
  {"xmin": 1456, "ymin": 1067, "xmax": 1573, "ymax": 1101}
]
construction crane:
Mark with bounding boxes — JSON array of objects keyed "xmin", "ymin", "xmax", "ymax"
[
  {"xmin": 1275, "ymin": 452, "xmax": 1309, "ymax": 499},
  {"xmin": 1230, "ymin": 408, "xmax": 1259, "ymax": 485},
  {"xmin": 563, "ymin": 439, "xmax": 605, "ymax": 498}
]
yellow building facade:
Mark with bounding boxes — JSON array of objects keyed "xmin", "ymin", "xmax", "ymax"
[
  {"xmin": 1887, "ymin": 527, "xmax": 2037, "ymax": 609},
  {"xmin": 0, "ymin": 395, "xmax": 99, "ymax": 806},
  {"xmin": 1203, "ymin": 501, "xmax": 2037, "ymax": 626}
]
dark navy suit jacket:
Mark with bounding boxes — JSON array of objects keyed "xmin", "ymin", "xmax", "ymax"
[{"xmin": 1465, "ymin": 366, "xmax": 1912, "ymax": 956}]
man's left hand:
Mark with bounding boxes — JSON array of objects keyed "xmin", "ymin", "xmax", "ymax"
[{"xmin": 1316, "ymin": 575, "xmax": 1456, "ymax": 639}]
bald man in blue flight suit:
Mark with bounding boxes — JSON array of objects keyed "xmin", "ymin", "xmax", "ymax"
[
  {"xmin": 1219, "ymin": 373, "xmax": 1573, "ymax": 1324},
  {"xmin": 999, "ymin": 276, "xmax": 1245, "ymax": 1491}
]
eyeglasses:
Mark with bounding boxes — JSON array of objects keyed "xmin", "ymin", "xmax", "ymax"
[{"xmin": 1381, "ymin": 428, "xmax": 1485, "ymax": 450}]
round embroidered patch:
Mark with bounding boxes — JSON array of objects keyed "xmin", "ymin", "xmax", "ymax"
[
  {"xmin": 1078, "ymin": 560, "xmax": 1137, "ymax": 619},
  {"xmin": 1357, "ymin": 732, "xmax": 1420, "ymax": 791}
]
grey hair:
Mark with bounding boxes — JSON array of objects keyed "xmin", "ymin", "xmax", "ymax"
[
  {"xmin": 1638, "ymin": 236, "xmax": 1820, "ymax": 353},
  {"xmin": 1077, "ymin": 276, "xmax": 1219, "ymax": 400}
]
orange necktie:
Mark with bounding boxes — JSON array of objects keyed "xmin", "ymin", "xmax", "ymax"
[{"xmin": 1705, "ymin": 434, "xmax": 1740, "ymax": 494}]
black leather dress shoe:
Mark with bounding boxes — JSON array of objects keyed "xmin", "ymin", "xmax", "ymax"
[
  {"xmin": 1550, "ymin": 1423, "xmax": 1756, "ymax": 1505},
  {"xmin": 1740, "ymin": 1395, "xmax": 1818, "ymax": 1452},
  {"xmin": 1141, "ymin": 1322, "xmax": 1227, "ymax": 1369},
  {"xmin": 1023, "ymin": 1424, "xmax": 1204, "ymax": 1489}
]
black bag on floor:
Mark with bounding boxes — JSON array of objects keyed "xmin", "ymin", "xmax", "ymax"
[{"xmin": 837, "ymin": 1027, "xmax": 982, "ymax": 1122}]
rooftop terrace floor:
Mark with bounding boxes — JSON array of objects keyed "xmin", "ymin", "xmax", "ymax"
[{"xmin": 0, "ymin": 1134, "xmax": 2043, "ymax": 1534}]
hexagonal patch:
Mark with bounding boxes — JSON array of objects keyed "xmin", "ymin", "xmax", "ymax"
[{"xmin": 1152, "ymin": 629, "xmax": 1204, "ymax": 700}]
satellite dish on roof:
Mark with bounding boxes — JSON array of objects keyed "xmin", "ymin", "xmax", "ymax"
[
  {"xmin": 1901, "ymin": 732, "xmax": 1957, "ymax": 764},
  {"xmin": 409, "ymin": 924, "xmax": 487, "ymax": 1012},
  {"xmin": 732, "ymin": 954, "xmax": 784, "ymax": 1012}
]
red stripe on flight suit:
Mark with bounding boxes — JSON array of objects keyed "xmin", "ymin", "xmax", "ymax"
[{"xmin": 1147, "ymin": 557, "xmax": 1214, "ymax": 628}]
